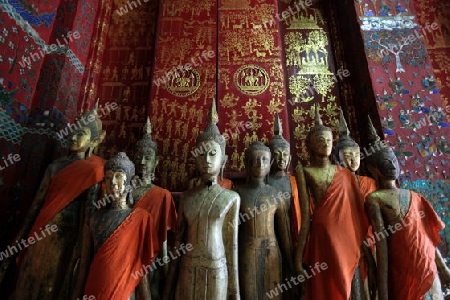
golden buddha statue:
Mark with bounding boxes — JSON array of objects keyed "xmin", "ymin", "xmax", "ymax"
[
  {"xmin": 163, "ymin": 99, "xmax": 240, "ymax": 300},
  {"xmin": 235, "ymin": 141, "xmax": 294, "ymax": 300},
  {"xmin": 8, "ymin": 102, "xmax": 106, "ymax": 300},
  {"xmin": 334, "ymin": 109, "xmax": 377, "ymax": 300},
  {"xmin": 85, "ymin": 152, "xmax": 158, "ymax": 300},
  {"xmin": 132, "ymin": 117, "xmax": 177, "ymax": 299},
  {"xmin": 365, "ymin": 116, "xmax": 450, "ymax": 300},
  {"xmin": 294, "ymin": 104, "xmax": 369, "ymax": 300}
]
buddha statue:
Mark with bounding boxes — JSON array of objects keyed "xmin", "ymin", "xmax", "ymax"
[
  {"xmin": 84, "ymin": 152, "xmax": 158, "ymax": 300},
  {"xmin": 8, "ymin": 101, "xmax": 106, "ymax": 300},
  {"xmin": 365, "ymin": 116, "xmax": 450, "ymax": 300},
  {"xmin": 132, "ymin": 117, "xmax": 177, "ymax": 299},
  {"xmin": 335, "ymin": 109, "xmax": 377, "ymax": 198},
  {"xmin": 294, "ymin": 104, "xmax": 369, "ymax": 300},
  {"xmin": 334, "ymin": 109, "xmax": 377, "ymax": 300},
  {"xmin": 235, "ymin": 141, "xmax": 295, "ymax": 300},
  {"xmin": 268, "ymin": 113, "xmax": 301, "ymax": 245},
  {"xmin": 163, "ymin": 99, "xmax": 240, "ymax": 300},
  {"xmin": 268, "ymin": 113, "xmax": 300, "ymax": 299}
]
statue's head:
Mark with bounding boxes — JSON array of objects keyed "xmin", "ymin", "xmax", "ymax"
[
  {"xmin": 245, "ymin": 141, "xmax": 271, "ymax": 180},
  {"xmin": 195, "ymin": 98, "xmax": 227, "ymax": 179},
  {"xmin": 67, "ymin": 100, "xmax": 105, "ymax": 157},
  {"xmin": 306, "ymin": 104, "xmax": 333, "ymax": 158},
  {"xmin": 104, "ymin": 152, "xmax": 135, "ymax": 200},
  {"xmin": 365, "ymin": 116, "xmax": 400, "ymax": 180},
  {"xmin": 335, "ymin": 109, "xmax": 360, "ymax": 172},
  {"xmin": 269, "ymin": 113, "xmax": 291, "ymax": 173},
  {"xmin": 134, "ymin": 117, "xmax": 158, "ymax": 185}
]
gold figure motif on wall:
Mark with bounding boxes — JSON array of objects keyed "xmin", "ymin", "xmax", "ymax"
[
  {"xmin": 165, "ymin": 68, "xmax": 200, "ymax": 97},
  {"xmin": 234, "ymin": 65, "xmax": 270, "ymax": 95}
]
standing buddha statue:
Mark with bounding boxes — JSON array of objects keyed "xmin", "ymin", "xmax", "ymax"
[{"xmin": 163, "ymin": 99, "xmax": 240, "ymax": 300}]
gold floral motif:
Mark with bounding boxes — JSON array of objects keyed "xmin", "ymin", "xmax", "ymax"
[{"xmin": 234, "ymin": 65, "xmax": 270, "ymax": 95}]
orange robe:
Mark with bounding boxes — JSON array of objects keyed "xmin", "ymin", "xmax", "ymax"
[
  {"xmin": 388, "ymin": 192, "xmax": 444, "ymax": 300},
  {"xmin": 355, "ymin": 174, "xmax": 377, "ymax": 273},
  {"xmin": 289, "ymin": 175, "xmax": 301, "ymax": 247},
  {"xmin": 29, "ymin": 155, "xmax": 105, "ymax": 235},
  {"xmin": 304, "ymin": 166, "xmax": 369, "ymax": 300},
  {"xmin": 84, "ymin": 208, "xmax": 158, "ymax": 300},
  {"xmin": 356, "ymin": 175, "xmax": 377, "ymax": 198},
  {"xmin": 218, "ymin": 177, "xmax": 233, "ymax": 190},
  {"xmin": 134, "ymin": 185, "xmax": 177, "ymax": 246}
]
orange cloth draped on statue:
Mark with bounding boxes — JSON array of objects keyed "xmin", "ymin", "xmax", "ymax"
[
  {"xmin": 355, "ymin": 174, "xmax": 377, "ymax": 280},
  {"xmin": 134, "ymin": 185, "xmax": 177, "ymax": 245},
  {"xmin": 29, "ymin": 155, "xmax": 105, "ymax": 236},
  {"xmin": 356, "ymin": 175, "xmax": 377, "ymax": 198},
  {"xmin": 304, "ymin": 166, "xmax": 369, "ymax": 300},
  {"xmin": 289, "ymin": 175, "xmax": 301, "ymax": 247},
  {"xmin": 84, "ymin": 208, "xmax": 159, "ymax": 300},
  {"xmin": 219, "ymin": 177, "xmax": 233, "ymax": 190},
  {"xmin": 387, "ymin": 191, "xmax": 444, "ymax": 300}
]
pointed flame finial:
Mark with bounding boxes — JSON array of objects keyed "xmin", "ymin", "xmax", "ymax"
[
  {"xmin": 274, "ymin": 112, "xmax": 282, "ymax": 136},
  {"xmin": 208, "ymin": 98, "xmax": 219, "ymax": 125},
  {"xmin": 314, "ymin": 102, "xmax": 323, "ymax": 126},
  {"xmin": 144, "ymin": 116, "xmax": 152, "ymax": 136},
  {"xmin": 338, "ymin": 108, "xmax": 350, "ymax": 138},
  {"xmin": 367, "ymin": 115, "xmax": 381, "ymax": 143}
]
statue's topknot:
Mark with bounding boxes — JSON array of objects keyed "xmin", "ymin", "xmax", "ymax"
[
  {"xmin": 335, "ymin": 109, "xmax": 359, "ymax": 162},
  {"xmin": 306, "ymin": 103, "xmax": 332, "ymax": 147},
  {"xmin": 135, "ymin": 117, "xmax": 158, "ymax": 157},
  {"xmin": 195, "ymin": 98, "xmax": 226, "ymax": 155},
  {"xmin": 269, "ymin": 113, "xmax": 290, "ymax": 151},
  {"xmin": 75, "ymin": 98, "xmax": 102, "ymax": 140},
  {"xmin": 105, "ymin": 152, "xmax": 135, "ymax": 185}
]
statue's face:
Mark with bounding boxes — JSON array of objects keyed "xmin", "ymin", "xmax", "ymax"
[
  {"xmin": 248, "ymin": 149, "xmax": 271, "ymax": 179},
  {"xmin": 379, "ymin": 156, "xmax": 400, "ymax": 180},
  {"xmin": 272, "ymin": 147, "xmax": 290, "ymax": 171},
  {"xmin": 195, "ymin": 140, "xmax": 222, "ymax": 177},
  {"xmin": 339, "ymin": 146, "xmax": 360, "ymax": 172},
  {"xmin": 67, "ymin": 127, "xmax": 92, "ymax": 153},
  {"xmin": 134, "ymin": 149, "xmax": 157, "ymax": 182},
  {"xmin": 310, "ymin": 131, "xmax": 333, "ymax": 157},
  {"xmin": 104, "ymin": 170, "xmax": 128, "ymax": 199}
]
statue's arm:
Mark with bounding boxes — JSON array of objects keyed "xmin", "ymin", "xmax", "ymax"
[
  {"xmin": 294, "ymin": 165, "xmax": 310, "ymax": 275},
  {"xmin": 0, "ymin": 167, "xmax": 52, "ymax": 282},
  {"xmin": 275, "ymin": 196, "xmax": 294, "ymax": 271},
  {"xmin": 367, "ymin": 195, "xmax": 388, "ymax": 300},
  {"xmin": 136, "ymin": 273, "xmax": 152, "ymax": 300},
  {"xmin": 70, "ymin": 183, "xmax": 99, "ymax": 300},
  {"xmin": 362, "ymin": 243, "xmax": 377, "ymax": 300},
  {"xmin": 162, "ymin": 196, "xmax": 187, "ymax": 300},
  {"xmin": 224, "ymin": 195, "xmax": 240, "ymax": 300},
  {"xmin": 435, "ymin": 248, "xmax": 450, "ymax": 289}
]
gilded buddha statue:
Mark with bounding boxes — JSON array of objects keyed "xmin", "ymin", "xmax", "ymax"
[
  {"xmin": 8, "ymin": 102, "xmax": 106, "ymax": 300},
  {"xmin": 294, "ymin": 104, "xmax": 369, "ymax": 300},
  {"xmin": 163, "ymin": 99, "xmax": 240, "ymax": 300},
  {"xmin": 235, "ymin": 141, "xmax": 294, "ymax": 300},
  {"xmin": 365, "ymin": 116, "xmax": 450, "ymax": 300}
]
